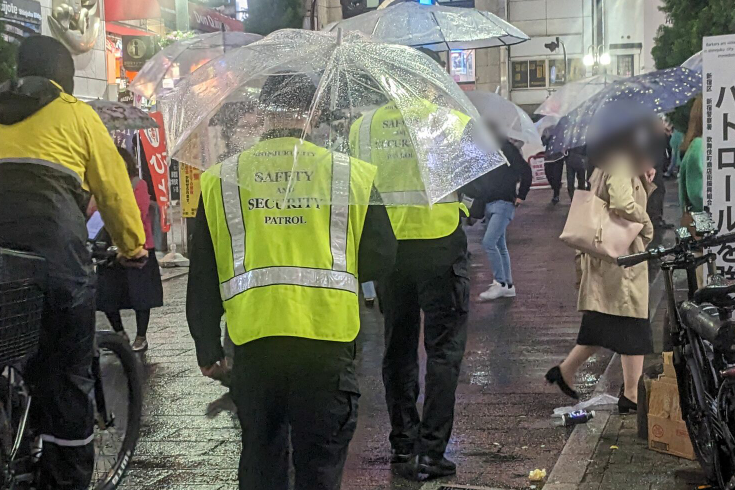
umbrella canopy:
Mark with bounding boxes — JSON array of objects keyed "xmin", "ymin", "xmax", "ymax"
[
  {"xmin": 165, "ymin": 29, "xmax": 506, "ymax": 206},
  {"xmin": 534, "ymin": 74, "xmax": 623, "ymax": 117},
  {"xmin": 535, "ymin": 114, "xmax": 561, "ymax": 139},
  {"xmin": 682, "ymin": 51, "xmax": 702, "ymax": 73},
  {"xmin": 87, "ymin": 100, "xmax": 158, "ymax": 131},
  {"xmin": 129, "ymin": 32, "xmax": 263, "ymax": 100},
  {"xmin": 323, "ymin": 1, "xmax": 529, "ymax": 50},
  {"xmin": 546, "ymin": 67, "xmax": 701, "ymax": 157},
  {"xmin": 465, "ymin": 91, "xmax": 543, "ymax": 159}
]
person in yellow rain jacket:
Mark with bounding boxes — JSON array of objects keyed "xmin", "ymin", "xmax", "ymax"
[{"xmin": 0, "ymin": 36, "xmax": 146, "ymax": 489}]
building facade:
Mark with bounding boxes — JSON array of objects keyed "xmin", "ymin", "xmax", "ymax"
[
  {"xmin": 507, "ymin": 0, "xmax": 666, "ymax": 111},
  {"xmin": 310, "ymin": 0, "xmax": 667, "ymax": 112}
]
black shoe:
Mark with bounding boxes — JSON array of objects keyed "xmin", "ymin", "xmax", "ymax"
[
  {"xmin": 391, "ymin": 451, "xmax": 418, "ymax": 480},
  {"xmin": 551, "ymin": 195, "xmax": 560, "ymax": 205},
  {"xmin": 618, "ymin": 394, "xmax": 638, "ymax": 414},
  {"xmin": 390, "ymin": 449, "xmax": 413, "ymax": 465},
  {"xmin": 545, "ymin": 365, "xmax": 580, "ymax": 400},
  {"xmin": 418, "ymin": 455, "xmax": 456, "ymax": 478}
]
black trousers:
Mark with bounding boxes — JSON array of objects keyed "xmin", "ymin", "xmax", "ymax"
[
  {"xmin": 378, "ymin": 254, "xmax": 470, "ymax": 459},
  {"xmin": 231, "ymin": 337, "xmax": 360, "ymax": 490},
  {"xmin": 647, "ymin": 159, "xmax": 666, "ymax": 222},
  {"xmin": 566, "ymin": 164, "xmax": 589, "ymax": 199},
  {"xmin": 544, "ymin": 160, "xmax": 564, "ymax": 195},
  {"xmin": 27, "ymin": 282, "xmax": 96, "ymax": 490}
]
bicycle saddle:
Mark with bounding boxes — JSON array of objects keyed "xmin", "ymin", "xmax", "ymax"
[{"xmin": 694, "ymin": 276, "xmax": 735, "ymax": 305}]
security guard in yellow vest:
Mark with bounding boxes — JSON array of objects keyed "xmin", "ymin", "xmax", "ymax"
[
  {"xmin": 186, "ymin": 73, "xmax": 396, "ymax": 490},
  {"xmin": 348, "ymin": 53, "xmax": 479, "ymax": 478}
]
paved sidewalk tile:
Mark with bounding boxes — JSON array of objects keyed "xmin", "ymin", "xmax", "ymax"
[{"xmin": 582, "ymin": 415, "xmax": 703, "ymax": 490}]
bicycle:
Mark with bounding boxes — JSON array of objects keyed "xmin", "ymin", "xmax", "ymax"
[
  {"xmin": 0, "ymin": 244, "xmax": 143, "ymax": 490},
  {"xmin": 618, "ymin": 212, "xmax": 735, "ymax": 489}
]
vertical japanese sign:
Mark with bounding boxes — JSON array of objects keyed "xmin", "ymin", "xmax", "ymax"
[
  {"xmin": 140, "ymin": 112, "xmax": 172, "ymax": 232},
  {"xmin": 703, "ymin": 34, "xmax": 735, "ymax": 277},
  {"xmin": 181, "ymin": 163, "xmax": 201, "ymax": 218}
]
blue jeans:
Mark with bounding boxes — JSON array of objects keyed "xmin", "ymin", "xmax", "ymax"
[{"xmin": 482, "ymin": 200, "xmax": 515, "ymax": 285}]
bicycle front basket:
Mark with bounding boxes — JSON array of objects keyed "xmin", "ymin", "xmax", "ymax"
[{"xmin": 0, "ymin": 249, "xmax": 46, "ymax": 367}]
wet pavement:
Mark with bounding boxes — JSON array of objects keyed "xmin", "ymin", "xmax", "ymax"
[{"xmin": 108, "ymin": 188, "xmax": 609, "ymax": 490}]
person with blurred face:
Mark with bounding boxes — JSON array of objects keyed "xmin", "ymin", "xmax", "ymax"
[
  {"xmin": 546, "ymin": 102, "xmax": 659, "ymax": 414},
  {"xmin": 186, "ymin": 72, "xmax": 396, "ymax": 490}
]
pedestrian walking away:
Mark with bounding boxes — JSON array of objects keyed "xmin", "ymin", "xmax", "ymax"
[
  {"xmin": 565, "ymin": 146, "xmax": 590, "ymax": 200},
  {"xmin": 547, "ymin": 103, "xmax": 659, "ymax": 414},
  {"xmin": 544, "ymin": 158, "xmax": 564, "ymax": 204},
  {"xmin": 186, "ymin": 72, "xmax": 397, "ymax": 490},
  {"xmin": 96, "ymin": 147, "xmax": 164, "ymax": 352},
  {"xmin": 349, "ymin": 48, "xmax": 487, "ymax": 478},
  {"xmin": 465, "ymin": 138, "xmax": 532, "ymax": 301},
  {"xmin": 0, "ymin": 35, "xmax": 147, "ymax": 489},
  {"xmin": 646, "ymin": 117, "xmax": 672, "ymax": 230}
]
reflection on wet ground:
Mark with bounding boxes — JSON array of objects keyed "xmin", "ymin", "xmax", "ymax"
[{"xmin": 109, "ymin": 189, "xmax": 606, "ymax": 489}]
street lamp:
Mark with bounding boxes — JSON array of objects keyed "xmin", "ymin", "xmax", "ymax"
[
  {"xmin": 544, "ymin": 36, "xmax": 567, "ymax": 84},
  {"xmin": 584, "ymin": 45, "xmax": 611, "ymax": 73}
]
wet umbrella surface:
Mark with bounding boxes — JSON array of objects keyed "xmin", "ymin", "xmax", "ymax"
[
  {"xmin": 546, "ymin": 67, "xmax": 701, "ymax": 158},
  {"xmin": 163, "ymin": 29, "xmax": 507, "ymax": 207}
]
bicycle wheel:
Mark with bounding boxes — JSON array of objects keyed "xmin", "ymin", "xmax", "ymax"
[
  {"xmin": 678, "ymin": 354, "xmax": 718, "ymax": 484},
  {"xmin": 90, "ymin": 331, "xmax": 143, "ymax": 490}
]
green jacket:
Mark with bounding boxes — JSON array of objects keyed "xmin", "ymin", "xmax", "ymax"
[{"xmin": 678, "ymin": 137, "xmax": 703, "ymax": 213}]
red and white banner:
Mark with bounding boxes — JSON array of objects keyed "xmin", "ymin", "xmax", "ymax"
[
  {"xmin": 140, "ymin": 112, "xmax": 171, "ymax": 232},
  {"xmin": 188, "ymin": 3, "xmax": 243, "ymax": 32},
  {"xmin": 529, "ymin": 153, "xmax": 550, "ymax": 188}
]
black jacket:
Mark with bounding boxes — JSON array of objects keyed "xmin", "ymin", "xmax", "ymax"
[
  {"xmin": 186, "ymin": 194, "xmax": 397, "ymax": 367},
  {"xmin": 463, "ymin": 140, "xmax": 533, "ymax": 216}
]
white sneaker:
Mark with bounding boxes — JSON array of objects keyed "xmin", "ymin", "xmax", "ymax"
[
  {"xmin": 479, "ymin": 283, "xmax": 516, "ymax": 301},
  {"xmin": 478, "ymin": 281, "xmax": 502, "ymax": 301}
]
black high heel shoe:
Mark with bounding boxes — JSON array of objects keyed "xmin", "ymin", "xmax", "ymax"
[
  {"xmin": 545, "ymin": 366, "xmax": 580, "ymax": 400},
  {"xmin": 618, "ymin": 394, "xmax": 638, "ymax": 414}
]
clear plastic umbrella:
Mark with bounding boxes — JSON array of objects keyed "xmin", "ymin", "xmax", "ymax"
[
  {"xmin": 129, "ymin": 32, "xmax": 263, "ymax": 100},
  {"xmin": 165, "ymin": 29, "xmax": 506, "ymax": 205},
  {"xmin": 323, "ymin": 1, "xmax": 529, "ymax": 50},
  {"xmin": 682, "ymin": 51, "xmax": 702, "ymax": 73},
  {"xmin": 534, "ymin": 74, "xmax": 623, "ymax": 117},
  {"xmin": 465, "ymin": 91, "xmax": 543, "ymax": 160}
]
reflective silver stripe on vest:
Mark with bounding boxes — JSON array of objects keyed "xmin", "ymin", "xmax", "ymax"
[
  {"xmin": 359, "ymin": 110, "xmax": 376, "ymax": 163},
  {"xmin": 330, "ymin": 152, "xmax": 350, "ymax": 272},
  {"xmin": 221, "ymin": 157, "xmax": 246, "ymax": 276},
  {"xmin": 221, "ymin": 267, "xmax": 358, "ymax": 300},
  {"xmin": 0, "ymin": 158, "xmax": 82, "ymax": 184},
  {"xmin": 381, "ymin": 191, "xmax": 458, "ymax": 205},
  {"xmin": 219, "ymin": 152, "xmax": 355, "ymax": 300}
]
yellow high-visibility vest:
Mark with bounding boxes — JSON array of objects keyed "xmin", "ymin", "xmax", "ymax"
[
  {"xmin": 349, "ymin": 101, "xmax": 469, "ymax": 240},
  {"xmin": 201, "ymin": 137, "xmax": 376, "ymax": 345}
]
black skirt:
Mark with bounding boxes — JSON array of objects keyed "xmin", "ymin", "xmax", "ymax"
[
  {"xmin": 95, "ymin": 249, "xmax": 163, "ymax": 312},
  {"xmin": 577, "ymin": 311, "xmax": 653, "ymax": 355}
]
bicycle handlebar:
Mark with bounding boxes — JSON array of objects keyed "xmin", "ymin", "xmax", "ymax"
[{"xmin": 616, "ymin": 231, "xmax": 735, "ymax": 268}]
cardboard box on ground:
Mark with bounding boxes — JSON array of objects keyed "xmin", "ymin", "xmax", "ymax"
[{"xmin": 647, "ymin": 352, "xmax": 696, "ymax": 460}]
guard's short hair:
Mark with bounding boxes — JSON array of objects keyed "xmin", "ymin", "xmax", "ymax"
[{"xmin": 259, "ymin": 72, "xmax": 317, "ymax": 115}]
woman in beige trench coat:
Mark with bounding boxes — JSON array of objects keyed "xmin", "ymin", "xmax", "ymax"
[{"xmin": 546, "ymin": 109, "xmax": 661, "ymax": 414}]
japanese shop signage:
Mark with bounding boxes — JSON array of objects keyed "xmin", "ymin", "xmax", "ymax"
[
  {"xmin": 140, "ymin": 112, "xmax": 172, "ymax": 233},
  {"xmin": 703, "ymin": 34, "xmax": 735, "ymax": 277},
  {"xmin": 181, "ymin": 163, "xmax": 201, "ymax": 218}
]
